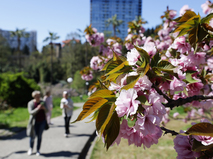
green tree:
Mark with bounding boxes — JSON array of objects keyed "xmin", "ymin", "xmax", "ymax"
[
  {"xmin": 43, "ymin": 32, "xmax": 60, "ymax": 84},
  {"xmin": 61, "ymin": 39, "xmax": 98, "ymax": 79},
  {"xmin": 0, "ymin": 33, "xmax": 12, "ymax": 72},
  {"xmin": 106, "ymin": 14, "xmax": 123, "ymax": 37},
  {"xmin": 10, "ymin": 28, "xmax": 29, "ymax": 71}
]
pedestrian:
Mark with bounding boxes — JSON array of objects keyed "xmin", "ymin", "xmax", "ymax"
[
  {"xmin": 43, "ymin": 91, "xmax": 53, "ymax": 125},
  {"xmin": 60, "ymin": 91, "xmax": 74, "ymax": 137},
  {"xmin": 27, "ymin": 90, "xmax": 48, "ymax": 156}
]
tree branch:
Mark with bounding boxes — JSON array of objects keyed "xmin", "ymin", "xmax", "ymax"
[
  {"xmin": 152, "ymin": 84, "xmax": 172, "ymax": 102},
  {"xmin": 164, "ymin": 95, "xmax": 213, "ymax": 109},
  {"xmin": 151, "ymin": 84, "xmax": 213, "ymax": 110},
  {"xmin": 160, "ymin": 126, "xmax": 179, "ymax": 136}
]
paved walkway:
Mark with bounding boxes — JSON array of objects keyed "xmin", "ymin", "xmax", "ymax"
[{"xmin": 0, "ymin": 103, "xmax": 96, "ymax": 159}]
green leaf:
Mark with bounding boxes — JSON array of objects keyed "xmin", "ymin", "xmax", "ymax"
[
  {"xmin": 150, "ymin": 52, "xmax": 160, "ymax": 67},
  {"xmin": 201, "ymin": 13, "xmax": 213, "ymax": 24},
  {"xmin": 102, "ymin": 58, "xmax": 113, "ymax": 71},
  {"xmin": 134, "ymin": 45, "xmax": 150, "ymax": 64},
  {"xmin": 72, "ymin": 97, "xmax": 108, "ymax": 123},
  {"xmin": 99, "ymin": 103, "xmax": 116, "ymax": 135},
  {"xmin": 106, "ymin": 61, "xmax": 128, "ymax": 76},
  {"xmin": 175, "ymin": 10, "xmax": 197, "ymax": 23},
  {"xmin": 185, "ymin": 122, "xmax": 213, "ymax": 137},
  {"xmin": 126, "ymin": 75, "xmax": 140, "ymax": 85},
  {"xmin": 185, "ymin": 73, "xmax": 198, "ymax": 83},
  {"xmin": 104, "ymin": 72, "xmax": 123, "ymax": 82},
  {"xmin": 122, "ymin": 75, "xmax": 140, "ymax": 90},
  {"xmin": 189, "ymin": 27, "xmax": 198, "ymax": 47},
  {"xmin": 198, "ymin": 25, "xmax": 208, "ymax": 42},
  {"xmin": 136, "ymin": 95, "xmax": 150, "ymax": 105},
  {"xmin": 157, "ymin": 60, "xmax": 175, "ymax": 71},
  {"xmin": 103, "ymin": 111, "xmax": 120, "ymax": 150},
  {"xmin": 96, "ymin": 104, "xmax": 111, "ymax": 133},
  {"xmin": 89, "ymin": 89, "xmax": 115, "ymax": 99}
]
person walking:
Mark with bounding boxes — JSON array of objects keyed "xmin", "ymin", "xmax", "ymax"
[
  {"xmin": 43, "ymin": 91, "xmax": 53, "ymax": 125},
  {"xmin": 60, "ymin": 91, "xmax": 74, "ymax": 137},
  {"xmin": 27, "ymin": 90, "xmax": 48, "ymax": 156}
]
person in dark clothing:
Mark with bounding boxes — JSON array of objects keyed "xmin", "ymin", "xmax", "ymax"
[
  {"xmin": 27, "ymin": 90, "xmax": 48, "ymax": 156},
  {"xmin": 60, "ymin": 91, "xmax": 74, "ymax": 137}
]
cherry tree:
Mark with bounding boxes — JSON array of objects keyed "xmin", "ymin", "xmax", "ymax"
[{"xmin": 75, "ymin": 1, "xmax": 213, "ymax": 158}]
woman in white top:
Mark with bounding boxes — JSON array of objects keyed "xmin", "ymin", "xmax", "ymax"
[
  {"xmin": 60, "ymin": 91, "xmax": 74, "ymax": 137},
  {"xmin": 43, "ymin": 91, "xmax": 53, "ymax": 124}
]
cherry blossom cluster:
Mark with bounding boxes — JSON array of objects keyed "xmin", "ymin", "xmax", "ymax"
[
  {"xmin": 85, "ymin": 28, "xmax": 104, "ymax": 47},
  {"xmin": 80, "ymin": 1, "xmax": 213, "ymax": 158}
]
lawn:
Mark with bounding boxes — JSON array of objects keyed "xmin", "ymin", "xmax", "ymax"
[
  {"xmin": 90, "ymin": 107, "xmax": 194, "ymax": 159},
  {"xmin": 0, "ymin": 95, "xmax": 88, "ymax": 129}
]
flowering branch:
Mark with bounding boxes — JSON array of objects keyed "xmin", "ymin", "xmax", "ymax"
[
  {"xmin": 164, "ymin": 95, "xmax": 213, "ymax": 109},
  {"xmin": 152, "ymin": 84, "xmax": 172, "ymax": 102}
]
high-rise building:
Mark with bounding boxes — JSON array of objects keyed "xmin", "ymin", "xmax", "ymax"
[
  {"xmin": 0, "ymin": 29, "xmax": 37, "ymax": 54},
  {"xmin": 90, "ymin": 0, "xmax": 142, "ymax": 40}
]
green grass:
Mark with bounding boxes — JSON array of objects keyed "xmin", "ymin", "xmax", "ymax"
[{"xmin": 0, "ymin": 95, "xmax": 88, "ymax": 129}]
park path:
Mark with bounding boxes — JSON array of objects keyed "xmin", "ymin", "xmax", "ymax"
[{"xmin": 0, "ymin": 103, "xmax": 96, "ymax": 159}]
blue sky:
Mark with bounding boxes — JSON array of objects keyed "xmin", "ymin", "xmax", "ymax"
[{"xmin": 0, "ymin": 0, "xmax": 206, "ymax": 51}]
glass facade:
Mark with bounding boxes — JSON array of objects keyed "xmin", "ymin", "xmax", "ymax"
[{"xmin": 90, "ymin": 0, "xmax": 142, "ymax": 40}]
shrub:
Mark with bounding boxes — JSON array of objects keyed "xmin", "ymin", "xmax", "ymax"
[{"xmin": 0, "ymin": 72, "xmax": 40, "ymax": 108}]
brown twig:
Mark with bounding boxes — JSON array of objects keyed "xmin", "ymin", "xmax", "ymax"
[
  {"xmin": 151, "ymin": 84, "xmax": 172, "ymax": 102},
  {"xmin": 160, "ymin": 126, "xmax": 179, "ymax": 136},
  {"xmin": 164, "ymin": 95, "xmax": 213, "ymax": 109}
]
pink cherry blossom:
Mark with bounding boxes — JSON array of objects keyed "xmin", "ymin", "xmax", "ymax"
[
  {"xmin": 81, "ymin": 72, "xmax": 93, "ymax": 81},
  {"xmin": 180, "ymin": 5, "xmax": 193, "ymax": 16},
  {"xmin": 85, "ymin": 31, "xmax": 104, "ymax": 47},
  {"xmin": 115, "ymin": 88, "xmax": 140, "ymax": 117},
  {"xmin": 135, "ymin": 112, "xmax": 161, "ymax": 136},
  {"xmin": 187, "ymin": 81, "xmax": 204, "ymax": 96},
  {"xmin": 143, "ymin": 41, "xmax": 156, "ymax": 57},
  {"xmin": 141, "ymin": 126, "xmax": 162, "ymax": 149},
  {"xmin": 108, "ymin": 82, "xmax": 121, "ymax": 91},
  {"xmin": 193, "ymin": 135, "xmax": 213, "ymax": 146},
  {"xmin": 173, "ymin": 112, "xmax": 179, "ymax": 118},
  {"xmin": 90, "ymin": 56, "xmax": 104, "ymax": 70},
  {"xmin": 148, "ymin": 92, "xmax": 166, "ymax": 117},
  {"xmin": 170, "ymin": 76, "xmax": 187, "ymax": 94},
  {"xmin": 119, "ymin": 119, "xmax": 143, "ymax": 147},
  {"xmin": 125, "ymin": 34, "xmax": 134, "ymax": 50},
  {"xmin": 174, "ymin": 134, "xmax": 200, "ymax": 159},
  {"xmin": 127, "ymin": 48, "xmax": 140, "ymax": 65},
  {"xmin": 201, "ymin": 0, "xmax": 212, "ymax": 14},
  {"xmin": 172, "ymin": 36, "xmax": 191, "ymax": 54},
  {"xmin": 134, "ymin": 75, "xmax": 152, "ymax": 91},
  {"xmin": 169, "ymin": 10, "xmax": 177, "ymax": 19},
  {"xmin": 140, "ymin": 26, "xmax": 145, "ymax": 33},
  {"xmin": 207, "ymin": 57, "xmax": 213, "ymax": 70}
]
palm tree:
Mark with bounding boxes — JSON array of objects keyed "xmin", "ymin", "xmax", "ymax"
[
  {"xmin": 106, "ymin": 14, "xmax": 123, "ymax": 37},
  {"xmin": 43, "ymin": 32, "xmax": 60, "ymax": 85},
  {"xmin": 10, "ymin": 28, "xmax": 29, "ymax": 71}
]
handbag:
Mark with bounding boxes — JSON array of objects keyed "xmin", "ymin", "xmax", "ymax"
[{"xmin": 45, "ymin": 119, "xmax": 49, "ymax": 130}]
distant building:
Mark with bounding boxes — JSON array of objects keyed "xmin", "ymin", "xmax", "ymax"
[
  {"xmin": 90, "ymin": 0, "xmax": 142, "ymax": 40},
  {"xmin": 0, "ymin": 29, "xmax": 37, "ymax": 54}
]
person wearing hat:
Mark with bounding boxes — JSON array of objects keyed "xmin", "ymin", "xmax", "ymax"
[
  {"xmin": 26, "ymin": 90, "xmax": 48, "ymax": 156},
  {"xmin": 60, "ymin": 91, "xmax": 74, "ymax": 137}
]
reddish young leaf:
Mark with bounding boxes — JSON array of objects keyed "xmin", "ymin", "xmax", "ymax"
[
  {"xmin": 186, "ymin": 122, "xmax": 213, "ymax": 137},
  {"xmin": 72, "ymin": 97, "xmax": 108, "ymax": 123}
]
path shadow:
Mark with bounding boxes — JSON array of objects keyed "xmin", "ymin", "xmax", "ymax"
[
  {"xmin": 1, "ymin": 150, "xmax": 27, "ymax": 159},
  {"xmin": 42, "ymin": 151, "xmax": 79, "ymax": 157},
  {"xmin": 0, "ymin": 128, "xmax": 27, "ymax": 140},
  {"xmin": 70, "ymin": 133, "xmax": 92, "ymax": 137},
  {"xmin": 49, "ymin": 125, "xmax": 76, "ymax": 128}
]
